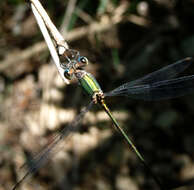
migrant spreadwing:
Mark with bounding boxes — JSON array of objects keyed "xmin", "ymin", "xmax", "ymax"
[
  {"xmin": 12, "ymin": 1, "xmax": 194, "ymax": 190},
  {"xmin": 12, "ymin": 54, "xmax": 194, "ymax": 190}
]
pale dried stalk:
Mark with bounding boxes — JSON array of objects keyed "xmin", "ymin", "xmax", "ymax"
[
  {"xmin": 31, "ymin": 2, "xmax": 69, "ymax": 84},
  {"xmin": 29, "ymin": 0, "xmax": 68, "ymax": 49}
]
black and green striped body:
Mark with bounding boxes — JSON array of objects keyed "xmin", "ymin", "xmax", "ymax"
[
  {"xmin": 75, "ymin": 70, "xmax": 102, "ymax": 98},
  {"xmin": 74, "ymin": 70, "xmax": 159, "ymax": 187}
]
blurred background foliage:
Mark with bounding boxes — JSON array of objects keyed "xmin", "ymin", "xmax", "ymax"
[{"xmin": 1, "ymin": 0, "xmax": 194, "ymax": 190}]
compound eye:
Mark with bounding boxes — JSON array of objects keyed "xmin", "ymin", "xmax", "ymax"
[
  {"xmin": 79, "ymin": 56, "xmax": 88, "ymax": 65},
  {"xmin": 64, "ymin": 69, "xmax": 72, "ymax": 80}
]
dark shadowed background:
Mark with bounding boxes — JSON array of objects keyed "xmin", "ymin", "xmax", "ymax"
[{"xmin": 1, "ymin": 0, "xmax": 194, "ymax": 190}]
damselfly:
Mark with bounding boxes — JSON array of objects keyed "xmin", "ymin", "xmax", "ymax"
[
  {"xmin": 12, "ymin": 1, "xmax": 194, "ymax": 189},
  {"xmin": 13, "ymin": 56, "xmax": 194, "ymax": 190}
]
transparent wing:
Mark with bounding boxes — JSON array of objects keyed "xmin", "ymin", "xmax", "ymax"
[
  {"xmin": 116, "ymin": 57, "xmax": 193, "ymax": 91},
  {"xmin": 105, "ymin": 75, "xmax": 194, "ymax": 101},
  {"xmin": 12, "ymin": 101, "xmax": 93, "ymax": 190}
]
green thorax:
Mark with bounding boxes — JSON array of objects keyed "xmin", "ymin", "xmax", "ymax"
[{"xmin": 75, "ymin": 70, "xmax": 102, "ymax": 97}]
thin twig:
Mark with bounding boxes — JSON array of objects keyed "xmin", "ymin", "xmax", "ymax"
[
  {"xmin": 75, "ymin": 7, "xmax": 94, "ymax": 24},
  {"xmin": 60, "ymin": 0, "xmax": 77, "ymax": 36},
  {"xmin": 0, "ymin": 41, "xmax": 46, "ymax": 71}
]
